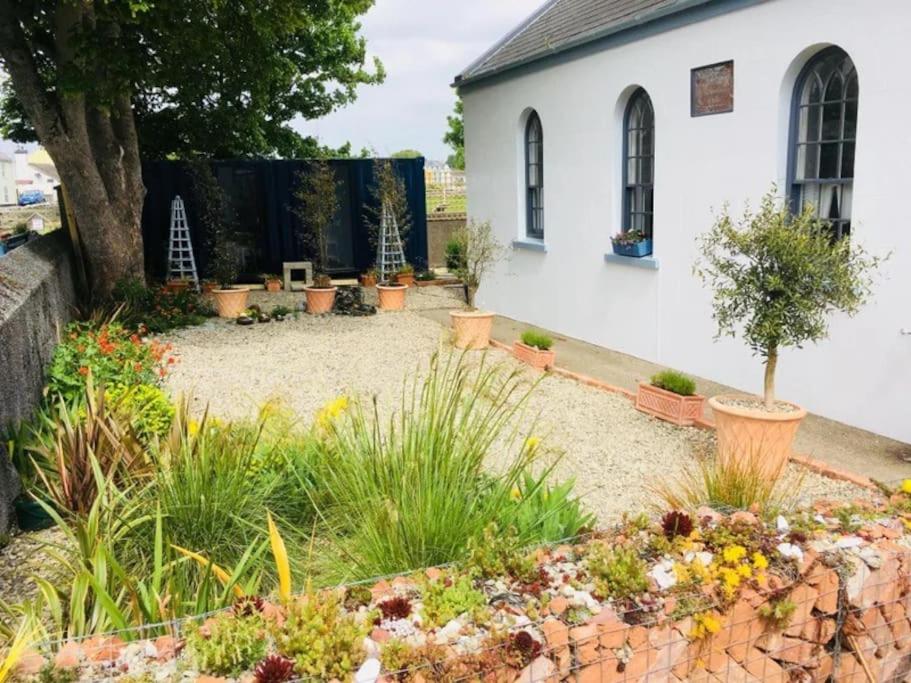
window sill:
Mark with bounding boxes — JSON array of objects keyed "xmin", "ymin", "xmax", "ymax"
[
  {"xmin": 512, "ymin": 239, "xmax": 547, "ymax": 253},
  {"xmin": 603, "ymin": 253, "xmax": 659, "ymax": 270}
]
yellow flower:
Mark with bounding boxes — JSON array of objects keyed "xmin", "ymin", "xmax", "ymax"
[
  {"xmin": 690, "ymin": 612, "xmax": 722, "ymax": 639},
  {"xmin": 316, "ymin": 396, "xmax": 349, "ymax": 429},
  {"xmin": 188, "ymin": 420, "xmax": 199, "ymax": 437},
  {"xmin": 752, "ymin": 552, "xmax": 769, "ymax": 570},
  {"xmin": 510, "ymin": 486, "xmax": 522, "ymax": 501},
  {"xmin": 524, "ymin": 435, "xmax": 541, "ymax": 452},
  {"xmin": 722, "ymin": 545, "xmax": 747, "ymax": 564},
  {"xmin": 672, "ymin": 562, "xmax": 691, "ymax": 583},
  {"xmin": 902, "ymin": 480, "xmax": 911, "ymax": 495},
  {"xmin": 737, "ymin": 564, "xmax": 753, "ymax": 578}
]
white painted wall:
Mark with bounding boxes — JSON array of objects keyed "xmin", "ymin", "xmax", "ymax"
[
  {"xmin": 0, "ymin": 159, "xmax": 15, "ymax": 206},
  {"xmin": 462, "ymin": 0, "xmax": 911, "ymax": 444}
]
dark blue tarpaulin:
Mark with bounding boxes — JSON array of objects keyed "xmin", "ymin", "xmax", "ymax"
[{"xmin": 140, "ymin": 158, "xmax": 427, "ymax": 281}]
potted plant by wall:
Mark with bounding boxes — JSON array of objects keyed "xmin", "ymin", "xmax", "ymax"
[
  {"xmin": 695, "ymin": 188, "xmax": 884, "ymax": 479},
  {"xmin": 295, "ymin": 160, "xmax": 340, "ymax": 315},
  {"xmin": 395, "ymin": 263, "xmax": 415, "ymax": 286},
  {"xmin": 514, "ymin": 329, "xmax": 555, "ymax": 370},
  {"xmin": 450, "ymin": 219, "xmax": 503, "ymax": 349},
  {"xmin": 376, "ymin": 279, "xmax": 407, "ymax": 311},
  {"xmin": 636, "ymin": 369, "xmax": 705, "ymax": 427},
  {"xmin": 165, "ymin": 278, "xmax": 191, "ymax": 293},
  {"xmin": 200, "ymin": 279, "xmax": 217, "ymax": 294},
  {"xmin": 210, "ymin": 229, "xmax": 248, "ymax": 318},
  {"xmin": 262, "ymin": 274, "xmax": 282, "ymax": 292},
  {"xmin": 611, "ymin": 229, "xmax": 652, "ymax": 258},
  {"xmin": 359, "ymin": 268, "xmax": 377, "ymax": 288}
]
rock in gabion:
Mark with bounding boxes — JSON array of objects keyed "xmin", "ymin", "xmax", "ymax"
[{"xmin": 334, "ymin": 285, "xmax": 376, "ymax": 316}]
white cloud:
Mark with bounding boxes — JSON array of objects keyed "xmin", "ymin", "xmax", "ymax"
[{"xmin": 293, "ymin": 0, "xmax": 541, "ymax": 161}]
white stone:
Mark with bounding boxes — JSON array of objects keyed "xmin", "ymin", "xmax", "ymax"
[
  {"xmin": 648, "ymin": 560, "xmax": 677, "ymax": 591},
  {"xmin": 777, "ymin": 543, "xmax": 804, "ymax": 561},
  {"xmin": 776, "ymin": 515, "xmax": 790, "ymax": 533},
  {"xmin": 837, "ymin": 536, "xmax": 864, "ymax": 549},
  {"xmin": 355, "ymin": 657, "xmax": 381, "ymax": 683}
]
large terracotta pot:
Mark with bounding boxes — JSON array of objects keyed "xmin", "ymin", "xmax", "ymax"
[
  {"xmin": 376, "ymin": 284, "xmax": 407, "ymax": 310},
  {"xmin": 636, "ymin": 382, "xmax": 705, "ymax": 427},
  {"xmin": 513, "ymin": 340, "xmax": 555, "ymax": 371},
  {"xmin": 304, "ymin": 286, "xmax": 337, "ymax": 314},
  {"xmin": 450, "ymin": 310, "xmax": 494, "ymax": 350},
  {"xmin": 212, "ymin": 287, "xmax": 250, "ymax": 318},
  {"xmin": 395, "ymin": 273, "xmax": 415, "ymax": 287},
  {"xmin": 709, "ymin": 395, "xmax": 807, "ymax": 480}
]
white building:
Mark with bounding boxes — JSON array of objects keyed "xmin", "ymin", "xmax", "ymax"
[
  {"xmin": 0, "ymin": 153, "xmax": 15, "ymax": 205},
  {"xmin": 14, "ymin": 147, "xmax": 59, "ymax": 202},
  {"xmin": 456, "ymin": 0, "xmax": 911, "ymax": 444}
]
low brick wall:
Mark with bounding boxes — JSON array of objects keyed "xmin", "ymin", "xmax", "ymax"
[
  {"xmin": 427, "ymin": 212, "xmax": 466, "ymax": 268},
  {"xmin": 0, "ymin": 230, "xmax": 78, "ymax": 531}
]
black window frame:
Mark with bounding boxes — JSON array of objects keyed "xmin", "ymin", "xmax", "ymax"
[
  {"xmin": 622, "ymin": 88, "xmax": 655, "ymax": 239},
  {"xmin": 787, "ymin": 46, "xmax": 857, "ymax": 240},
  {"xmin": 524, "ymin": 111, "xmax": 544, "ymax": 240}
]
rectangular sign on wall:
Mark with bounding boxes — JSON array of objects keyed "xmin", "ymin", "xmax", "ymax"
[{"xmin": 691, "ymin": 60, "xmax": 734, "ymax": 116}]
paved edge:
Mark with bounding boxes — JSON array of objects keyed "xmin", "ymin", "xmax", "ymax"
[{"xmin": 489, "ymin": 338, "xmax": 878, "ymax": 492}]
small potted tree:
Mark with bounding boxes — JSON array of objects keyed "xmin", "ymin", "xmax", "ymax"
[
  {"xmin": 514, "ymin": 329, "xmax": 555, "ymax": 370},
  {"xmin": 262, "ymin": 274, "xmax": 283, "ymax": 292},
  {"xmin": 450, "ymin": 219, "xmax": 503, "ymax": 349},
  {"xmin": 359, "ymin": 268, "xmax": 377, "ymax": 288},
  {"xmin": 395, "ymin": 263, "xmax": 415, "ymax": 286},
  {"xmin": 295, "ymin": 161, "xmax": 340, "ymax": 314},
  {"xmin": 635, "ymin": 370, "xmax": 705, "ymax": 426},
  {"xmin": 210, "ymin": 229, "xmax": 248, "ymax": 318},
  {"xmin": 376, "ymin": 277, "xmax": 407, "ymax": 310},
  {"xmin": 695, "ymin": 188, "xmax": 883, "ymax": 479}
]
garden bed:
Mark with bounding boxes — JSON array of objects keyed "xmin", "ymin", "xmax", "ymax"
[{"xmin": 13, "ymin": 499, "xmax": 911, "ymax": 682}]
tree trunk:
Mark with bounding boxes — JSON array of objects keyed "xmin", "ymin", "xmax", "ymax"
[
  {"xmin": 763, "ymin": 347, "xmax": 778, "ymax": 409},
  {"xmin": 0, "ymin": 4, "xmax": 146, "ymax": 301}
]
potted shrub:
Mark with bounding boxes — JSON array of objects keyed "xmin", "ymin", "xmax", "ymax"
[
  {"xmin": 210, "ymin": 231, "xmax": 248, "ymax": 318},
  {"xmin": 165, "ymin": 278, "xmax": 191, "ymax": 293},
  {"xmin": 514, "ymin": 329, "xmax": 555, "ymax": 370},
  {"xmin": 611, "ymin": 229, "xmax": 652, "ymax": 257},
  {"xmin": 295, "ymin": 161, "xmax": 340, "ymax": 315},
  {"xmin": 695, "ymin": 188, "xmax": 884, "ymax": 479},
  {"xmin": 200, "ymin": 279, "xmax": 217, "ymax": 294},
  {"xmin": 263, "ymin": 274, "xmax": 282, "ymax": 292},
  {"xmin": 636, "ymin": 370, "xmax": 705, "ymax": 426},
  {"xmin": 450, "ymin": 219, "xmax": 503, "ymax": 349},
  {"xmin": 359, "ymin": 268, "xmax": 377, "ymax": 288},
  {"xmin": 376, "ymin": 279, "xmax": 407, "ymax": 311},
  {"xmin": 395, "ymin": 263, "xmax": 415, "ymax": 286}
]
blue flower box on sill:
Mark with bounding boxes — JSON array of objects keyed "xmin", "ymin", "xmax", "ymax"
[{"xmin": 612, "ymin": 239, "xmax": 653, "ymax": 258}]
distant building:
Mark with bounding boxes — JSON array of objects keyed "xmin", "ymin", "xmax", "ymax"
[
  {"xmin": 0, "ymin": 153, "xmax": 15, "ymax": 206},
  {"xmin": 14, "ymin": 147, "xmax": 59, "ymax": 203}
]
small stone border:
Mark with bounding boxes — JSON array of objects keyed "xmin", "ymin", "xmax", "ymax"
[{"xmin": 488, "ymin": 339, "xmax": 877, "ymax": 491}]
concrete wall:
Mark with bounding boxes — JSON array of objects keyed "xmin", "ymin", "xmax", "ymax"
[
  {"xmin": 462, "ymin": 0, "xmax": 911, "ymax": 444},
  {"xmin": 0, "ymin": 230, "xmax": 77, "ymax": 530},
  {"xmin": 427, "ymin": 214, "xmax": 466, "ymax": 268}
]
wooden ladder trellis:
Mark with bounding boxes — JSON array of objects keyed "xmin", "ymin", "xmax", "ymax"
[
  {"xmin": 375, "ymin": 200, "xmax": 406, "ymax": 283},
  {"xmin": 166, "ymin": 195, "xmax": 200, "ymax": 289}
]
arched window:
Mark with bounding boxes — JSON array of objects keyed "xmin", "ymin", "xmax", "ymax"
[
  {"xmin": 790, "ymin": 47, "xmax": 857, "ymax": 239},
  {"xmin": 623, "ymin": 89, "xmax": 654, "ymax": 238},
  {"xmin": 525, "ymin": 111, "xmax": 544, "ymax": 239}
]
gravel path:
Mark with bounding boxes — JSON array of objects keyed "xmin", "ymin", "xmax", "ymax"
[{"xmin": 162, "ymin": 287, "xmax": 871, "ymax": 524}]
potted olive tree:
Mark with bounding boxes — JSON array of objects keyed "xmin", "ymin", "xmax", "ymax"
[
  {"xmin": 295, "ymin": 161, "xmax": 340, "ymax": 314},
  {"xmin": 695, "ymin": 188, "xmax": 883, "ymax": 479},
  {"xmin": 450, "ymin": 219, "xmax": 503, "ymax": 349}
]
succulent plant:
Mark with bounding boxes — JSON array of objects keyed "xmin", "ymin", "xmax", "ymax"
[
  {"xmin": 378, "ymin": 596, "xmax": 412, "ymax": 621},
  {"xmin": 253, "ymin": 654, "xmax": 295, "ymax": 683},
  {"xmin": 233, "ymin": 595, "xmax": 265, "ymax": 617},
  {"xmin": 510, "ymin": 630, "xmax": 542, "ymax": 663},
  {"xmin": 661, "ymin": 511, "xmax": 694, "ymax": 540}
]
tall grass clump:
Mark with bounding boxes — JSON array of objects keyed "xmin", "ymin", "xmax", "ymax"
[{"xmin": 305, "ymin": 353, "xmax": 558, "ymax": 578}]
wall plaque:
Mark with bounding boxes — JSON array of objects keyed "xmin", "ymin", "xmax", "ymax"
[{"xmin": 691, "ymin": 60, "xmax": 734, "ymax": 117}]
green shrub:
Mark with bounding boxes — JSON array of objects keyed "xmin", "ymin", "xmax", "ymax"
[
  {"xmin": 505, "ymin": 470, "xmax": 595, "ymax": 542},
  {"xmin": 520, "ymin": 330, "xmax": 553, "ymax": 351},
  {"xmin": 273, "ymin": 590, "xmax": 366, "ymax": 679},
  {"xmin": 464, "ymin": 523, "xmax": 536, "ymax": 582},
  {"xmin": 106, "ymin": 384, "xmax": 175, "ymax": 442},
  {"xmin": 420, "ymin": 574, "xmax": 486, "ymax": 627},
  {"xmin": 650, "ymin": 369, "xmax": 696, "ymax": 396},
  {"xmin": 445, "ymin": 238, "xmax": 465, "ymax": 271},
  {"xmin": 47, "ymin": 322, "xmax": 168, "ymax": 402},
  {"xmin": 586, "ymin": 544, "xmax": 649, "ymax": 600},
  {"xmin": 111, "ymin": 278, "xmax": 213, "ymax": 333},
  {"xmin": 185, "ymin": 613, "xmax": 268, "ymax": 676},
  {"xmin": 415, "ymin": 270, "xmax": 437, "ymax": 281}
]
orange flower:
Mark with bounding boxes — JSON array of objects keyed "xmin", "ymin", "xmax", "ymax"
[
  {"xmin": 134, "ymin": 362, "xmax": 143, "ymax": 372},
  {"xmin": 167, "ymin": 357, "xmax": 176, "ymax": 365},
  {"xmin": 78, "ymin": 366, "xmax": 89, "ymax": 376}
]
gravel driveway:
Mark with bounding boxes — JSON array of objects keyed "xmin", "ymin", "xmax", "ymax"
[{"xmin": 162, "ymin": 287, "xmax": 869, "ymax": 523}]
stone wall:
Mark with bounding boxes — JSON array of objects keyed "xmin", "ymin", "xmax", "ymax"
[
  {"xmin": 0, "ymin": 230, "xmax": 78, "ymax": 531},
  {"xmin": 426, "ymin": 213, "xmax": 466, "ymax": 268}
]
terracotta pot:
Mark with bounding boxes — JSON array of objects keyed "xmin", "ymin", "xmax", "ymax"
[
  {"xmin": 212, "ymin": 287, "xmax": 250, "ymax": 318},
  {"xmin": 513, "ymin": 340, "xmax": 555, "ymax": 370},
  {"xmin": 165, "ymin": 279, "xmax": 191, "ymax": 293},
  {"xmin": 265, "ymin": 279, "xmax": 282, "ymax": 293},
  {"xmin": 709, "ymin": 395, "xmax": 807, "ymax": 480},
  {"xmin": 376, "ymin": 284, "xmax": 407, "ymax": 310},
  {"xmin": 201, "ymin": 281, "xmax": 217, "ymax": 294},
  {"xmin": 359, "ymin": 274, "xmax": 377, "ymax": 288},
  {"xmin": 304, "ymin": 286, "xmax": 337, "ymax": 314},
  {"xmin": 635, "ymin": 382, "xmax": 705, "ymax": 427},
  {"xmin": 450, "ymin": 310, "xmax": 494, "ymax": 350},
  {"xmin": 396, "ymin": 273, "xmax": 415, "ymax": 287}
]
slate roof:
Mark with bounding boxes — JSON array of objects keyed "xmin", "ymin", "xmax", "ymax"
[{"xmin": 456, "ymin": 0, "xmax": 718, "ymax": 86}]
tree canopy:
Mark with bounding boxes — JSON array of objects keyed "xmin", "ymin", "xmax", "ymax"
[
  {"xmin": 391, "ymin": 149, "xmax": 423, "ymax": 159},
  {"xmin": 443, "ymin": 98, "xmax": 464, "ymax": 169}
]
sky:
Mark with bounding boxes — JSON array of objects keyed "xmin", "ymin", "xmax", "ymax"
[{"xmin": 293, "ymin": 0, "xmax": 541, "ymax": 162}]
